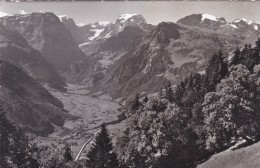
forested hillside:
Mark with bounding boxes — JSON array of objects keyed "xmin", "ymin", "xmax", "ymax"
[{"xmin": 114, "ymin": 39, "xmax": 260, "ymax": 168}]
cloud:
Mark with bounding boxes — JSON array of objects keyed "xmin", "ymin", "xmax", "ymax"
[{"xmin": 19, "ymin": 10, "xmax": 28, "ymax": 15}]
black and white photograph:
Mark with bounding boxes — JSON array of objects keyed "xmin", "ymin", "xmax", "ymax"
[{"xmin": 0, "ymin": 0, "xmax": 260, "ymax": 168}]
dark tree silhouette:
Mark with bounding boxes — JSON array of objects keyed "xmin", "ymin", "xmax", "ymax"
[
  {"xmin": 143, "ymin": 96, "xmax": 149, "ymax": 103},
  {"xmin": 255, "ymin": 38, "xmax": 260, "ymax": 51},
  {"xmin": 231, "ymin": 46, "xmax": 241, "ymax": 66},
  {"xmin": 86, "ymin": 124, "xmax": 119, "ymax": 168},
  {"xmin": 0, "ymin": 106, "xmax": 14, "ymax": 168},
  {"xmin": 63, "ymin": 143, "xmax": 73, "ymax": 163},
  {"xmin": 131, "ymin": 94, "xmax": 142, "ymax": 111},
  {"xmin": 165, "ymin": 83, "xmax": 174, "ymax": 103},
  {"xmin": 205, "ymin": 50, "xmax": 228, "ymax": 91}
]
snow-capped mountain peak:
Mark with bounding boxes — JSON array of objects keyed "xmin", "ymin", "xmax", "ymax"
[
  {"xmin": 232, "ymin": 18, "xmax": 260, "ymax": 30},
  {"xmin": 115, "ymin": 13, "xmax": 146, "ymax": 25},
  {"xmin": 201, "ymin": 13, "xmax": 219, "ymax": 22},
  {"xmin": 0, "ymin": 11, "xmax": 8, "ymax": 17},
  {"xmin": 229, "ymin": 23, "xmax": 238, "ymax": 29},
  {"xmin": 77, "ymin": 23, "xmax": 85, "ymax": 27},
  {"xmin": 118, "ymin": 14, "xmax": 140, "ymax": 22},
  {"xmin": 97, "ymin": 21, "xmax": 110, "ymax": 26},
  {"xmin": 58, "ymin": 15, "xmax": 69, "ymax": 21},
  {"xmin": 88, "ymin": 28, "xmax": 105, "ymax": 41},
  {"xmin": 233, "ymin": 18, "xmax": 257, "ymax": 25}
]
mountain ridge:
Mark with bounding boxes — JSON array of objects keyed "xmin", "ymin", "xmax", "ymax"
[
  {"xmin": 0, "ymin": 59, "xmax": 68, "ymax": 136},
  {"xmin": 0, "ymin": 12, "xmax": 86, "ymax": 70},
  {"xmin": 0, "ymin": 21, "xmax": 66, "ymax": 90}
]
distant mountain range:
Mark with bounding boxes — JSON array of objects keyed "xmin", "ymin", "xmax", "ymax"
[
  {"xmin": 62, "ymin": 13, "xmax": 247, "ymax": 99},
  {"xmin": 0, "ymin": 13, "xmax": 85, "ymax": 70}
]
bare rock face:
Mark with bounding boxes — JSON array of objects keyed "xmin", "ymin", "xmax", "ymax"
[
  {"xmin": 60, "ymin": 15, "xmax": 109, "ymax": 45},
  {"xmin": 0, "ymin": 22, "xmax": 65, "ymax": 90},
  {"xmin": 0, "ymin": 12, "xmax": 85, "ymax": 70},
  {"xmin": 99, "ymin": 26, "xmax": 146, "ymax": 51},
  {"xmin": 65, "ymin": 14, "xmax": 154, "ymax": 87},
  {"xmin": 0, "ymin": 60, "xmax": 68, "ymax": 136}
]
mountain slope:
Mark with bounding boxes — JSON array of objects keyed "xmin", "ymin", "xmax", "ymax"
[
  {"xmin": 0, "ymin": 23, "xmax": 65, "ymax": 89},
  {"xmin": 65, "ymin": 14, "xmax": 154, "ymax": 87},
  {"xmin": 78, "ymin": 14, "xmax": 154, "ymax": 55},
  {"xmin": 0, "ymin": 60, "xmax": 68, "ymax": 136},
  {"xmin": 91, "ymin": 22, "xmax": 240, "ymax": 99},
  {"xmin": 177, "ymin": 13, "xmax": 260, "ymax": 38},
  {"xmin": 0, "ymin": 12, "xmax": 85, "ymax": 70},
  {"xmin": 198, "ymin": 142, "xmax": 260, "ymax": 168},
  {"xmin": 63, "ymin": 14, "xmax": 243, "ymax": 100},
  {"xmin": 60, "ymin": 15, "xmax": 109, "ymax": 45}
]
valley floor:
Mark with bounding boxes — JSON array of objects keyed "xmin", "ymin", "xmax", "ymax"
[{"xmin": 38, "ymin": 84, "xmax": 128, "ymax": 158}]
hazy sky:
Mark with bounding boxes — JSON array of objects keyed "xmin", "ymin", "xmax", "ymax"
[{"xmin": 0, "ymin": 1, "xmax": 260, "ymax": 25}]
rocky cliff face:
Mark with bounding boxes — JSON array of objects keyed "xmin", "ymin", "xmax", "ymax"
[
  {"xmin": 0, "ymin": 12, "xmax": 85, "ymax": 70},
  {"xmin": 60, "ymin": 15, "xmax": 109, "ymax": 45},
  {"xmin": 0, "ymin": 23, "xmax": 65, "ymax": 90},
  {"xmin": 65, "ymin": 14, "xmax": 154, "ymax": 87},
  {"xmin": 0, "ymin": 60, "xmax": 68, "ymax": 136},
  {"xmin": 62, "ymin": 14, "xmax": 154, "ymax": 54}
]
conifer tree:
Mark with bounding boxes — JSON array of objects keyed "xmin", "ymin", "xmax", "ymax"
[
  {"xmin": 205, "ymin": 50, "xmax": 228, "ymax": 92},
  {"xmin": 62, "ymin": 143, "xmax": 73, "ymax": 163},
  {"xmin": 174, "ymin": 84, "xmax": 184, "ymax": 106},
  {"xmin": 165, "ymin": 83, "xmax": 174, "ymax": 103},
  {"xmin": 0, "ymin": 106, "xmax": 14, "ymax": 168},
  {"xmin": 231, "ymin": 46, "xmax": 241, "ymax": 65},
  {"xmin": 244, "ymin": 44, "xmax": 248, "ymax": 51},
  {"xmin": 86, "ymin": 124, "xmax": 119, "ymax": 168},
  {"xmin": 131, "ymin": 93, "xmax": 141, "ymax": 111},
  {"xmin": 143, "ymin": 96, "xmax": 149, "ymax": 104},
  {"xmin": 255, "ymin": 38, "xmax": 260, "ymax": 51}
]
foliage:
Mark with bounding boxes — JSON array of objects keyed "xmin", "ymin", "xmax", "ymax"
[
  {"xmin": 231, "ymin": 43, "xmax": 260, "ymax": 71},
  {"xmin": 145, "ymin": 97, "xmax": 168, "ymax": 112},
  {"xmin": 120, "ymin": 40, "xmax": 260, "ymax": 167},
  {"xmin": 0, "ymin": 105, "xmax": 39, "ymax": 168},
  {"xmin": 143, "ymin": 96, "xmax": 149, "ymax": 104},
  {"xmin": 205, "ymin": 50, "xmax": 228, "ymax": 92},
  {"xmin": 203, "ymin": 64, "xmax": 260, "ymax": 151},
  {"xmin": 165, "ymin": 83, "xmax": 174, "ymax": 103}
]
